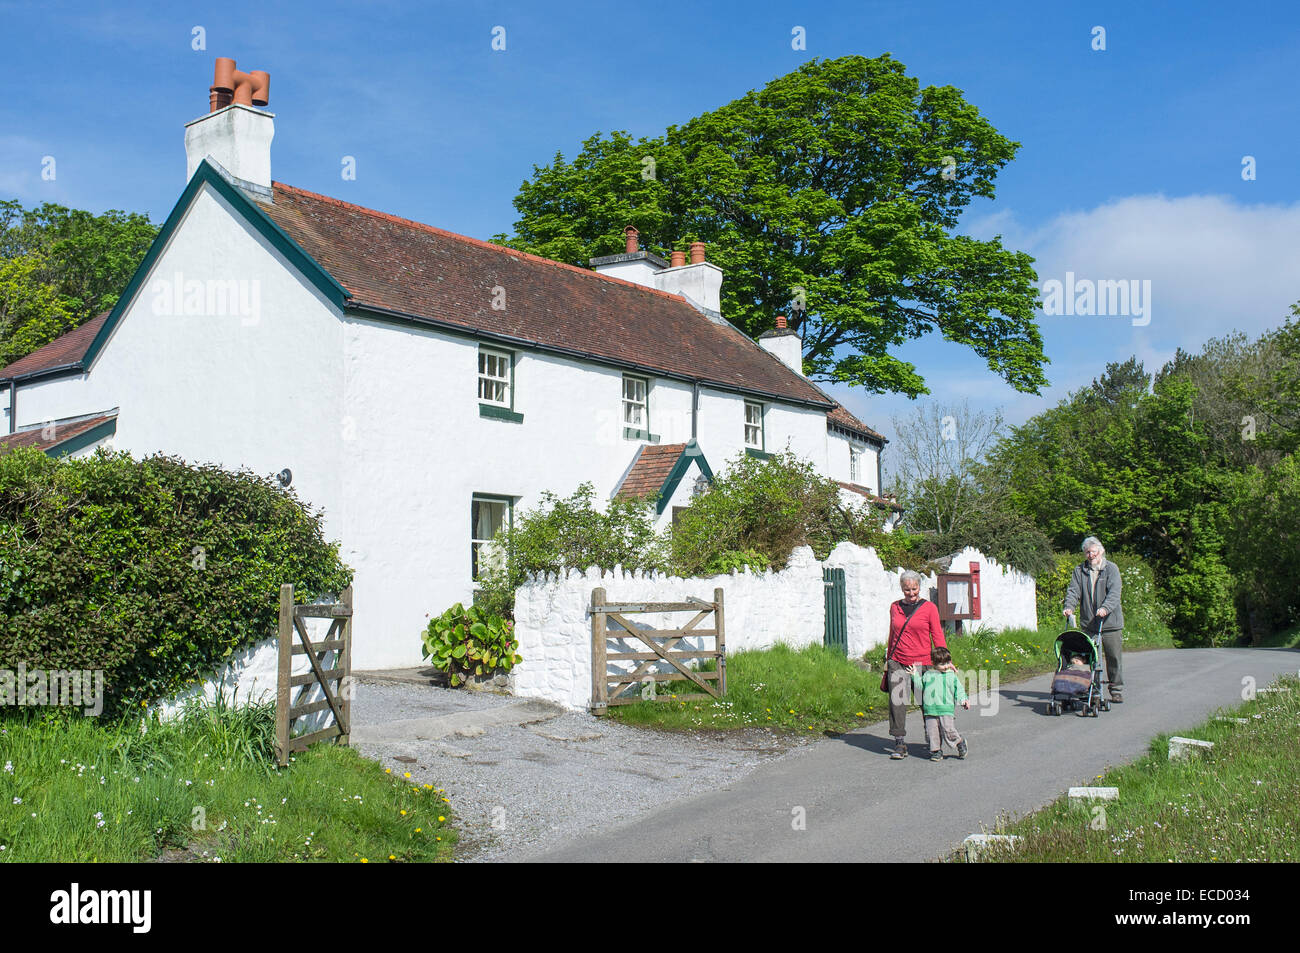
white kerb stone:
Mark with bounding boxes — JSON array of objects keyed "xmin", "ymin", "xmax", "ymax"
[
  {"xmin": 963, "ymin": 833, "xmax": 1021, "ymax": 862},
  {"xmin": 1214, "ymin": 717, "xmax": 1248, "ymax": 725},
  {"xmin": 1068, "ymin": 786, "xmax": 1119, "ymax": 803},
  {"xmin": 1168, "ymin": 736, "xmax": 1214, "ymax": 760}
]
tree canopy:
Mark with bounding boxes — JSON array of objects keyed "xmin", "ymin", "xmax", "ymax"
[
  {"xmin": 495, "ymin": 54, "xmax": 1047, "ymax": 398},
  {"xmin": 0, "ymin": 200, "xmax": 156, "ymax": 368}
]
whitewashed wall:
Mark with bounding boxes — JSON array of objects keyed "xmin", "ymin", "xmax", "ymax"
[
  {"xmin": 513, "ymin": 546, "xmax": 826, "ymax": 710},
  {"xmin": 512, "ymin": 543, "xmax": 1037, "ymax": 711},
  {"xmin": 155, "ymin": 613, "xmax": 340, "ymax": 735}
]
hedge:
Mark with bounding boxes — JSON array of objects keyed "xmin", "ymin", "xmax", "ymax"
[{"xmin": 0, "ymin": 448, "xmax": 351, "ymax": 717}]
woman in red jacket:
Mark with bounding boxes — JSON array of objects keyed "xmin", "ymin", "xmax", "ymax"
[{"xmin": 885, "ymin": 570, "xmax": 946, "ymax": 759}]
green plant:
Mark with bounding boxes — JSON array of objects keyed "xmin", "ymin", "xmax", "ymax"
[
  {"xmin": 0, "ymin": 448, "xmax": 351, "ymax": 717},
  {"xmin": 476, "ymin": 482, "xmax": 667, "ymax": 618},
  {"xmin": 420, "ymin": 603, "xmax": 521, "ymax": 687},
  {"xmin": 703, "ymin": 549, "xmax": 771, "ymax": 574}
]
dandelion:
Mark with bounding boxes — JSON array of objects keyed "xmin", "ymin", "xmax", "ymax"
[
  {"xmin": 400, "ymin": 810, "xmax": 407, "ymax": 816},
  {"xmin": 438, "ymin": 816, "xmax": 445, "ymax": 822},
  {"xmin": 404, "ymin": 772, "xmax": 411, "ymax": 779},
  {"xmin": 415, "ymin": 828, "xmax": 422, "ymax": 833}
]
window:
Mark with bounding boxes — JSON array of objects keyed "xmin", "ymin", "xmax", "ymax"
[
  {"xmin": 471, "ymin": 495, "xmax": 512, "ymax": 580},
  {"xmin": 850, "ymin": 445, "xmax": 862, "ymax": 484},
  {"xmin": 622, "ymin": 375, "xmax": 648, "ymax": 429},
  {"xmin": 478, "ymin": 347, "xmax": 512, "ymax": 407},
  {"xmin": 744, "ymin": 401, "xmax": 764, "ymax": 449}
]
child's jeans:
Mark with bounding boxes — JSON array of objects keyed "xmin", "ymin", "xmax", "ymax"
[{"xmin": 924, "ymin": 714, "xmax": 962, "ymax": 752}]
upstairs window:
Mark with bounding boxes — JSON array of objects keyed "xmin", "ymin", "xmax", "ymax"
[
  {"xmin": 744, "ymin": 401, "xmax": 764, "ymax": 450},
  {"xmin": 623, "ymin": 375, "xmax": 648, "ymax": 429},
  {"xmin": 478, "ymin": 348, "xmax": 512, "ymax": 407},
  {"xmin": 850, "ymin": 446, "xmax": 862, "ymax": 484}
]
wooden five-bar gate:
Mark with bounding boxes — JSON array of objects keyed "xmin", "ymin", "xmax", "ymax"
[
  {"xmin": 276, "ymin": 583, "xmax": 353, "ymax": 766},
  {"xmin": 589, "ymin": 587, "xmax": 726, "ymax": 715}
]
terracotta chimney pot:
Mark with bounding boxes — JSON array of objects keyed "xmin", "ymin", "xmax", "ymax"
[
  {"xmin": 213, "ymin": 57, "xmax": 236, "ymax": 92},
  {"xmin": 249, "ymin": 70, "xmax": 270, "ymax": 106},
  {"xmin": 670, "ymin": 250, "xmax": 686, "ymax": 267},
  {"xmin": 689, "ymin": 241, "xmax": 706, "ymax": 264},
  {"xmin": 624, "ymin": 226, "xmax": 639, "ymax": 255},
  {"xmin": 775, "ymin": 314, "xmax": 787, "ymax": 330}
]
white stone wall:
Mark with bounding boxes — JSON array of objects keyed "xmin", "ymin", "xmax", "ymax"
[
  {"xmin": 513, "ymin": 546, "xmax": 826, "ymax": 711},
  {"xmin": 513, "ymin": 543, "xmax": 1037, "ymax": 711}
]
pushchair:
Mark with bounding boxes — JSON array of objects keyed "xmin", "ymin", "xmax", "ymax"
[{"xmin": 1045, "ymin": 622, "xmax": 1109, "ymax": 717}]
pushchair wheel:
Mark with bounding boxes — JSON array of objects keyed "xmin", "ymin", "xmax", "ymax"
[{"xmin": 1101, "ymin": 698, "xmax": 1111, "ymax": 712}]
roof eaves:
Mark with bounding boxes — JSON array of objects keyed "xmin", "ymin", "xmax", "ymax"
[{"xmin": 345, "ymin": 301, "xmax": 835, "ymax": 411}]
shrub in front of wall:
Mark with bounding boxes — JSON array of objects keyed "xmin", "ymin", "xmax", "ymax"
[
  {"xmin": 0, "ymin": 448, "xmax": 352, "ymax": 717},
  {"xmin": 475, "ymin": 482, "xmax": 668, "ymax": 619},
  {"xmin": 420, "ymin": 603, "xmax": 521, "ymax": 687}
]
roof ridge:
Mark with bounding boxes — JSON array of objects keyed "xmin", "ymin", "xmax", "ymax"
[{"xmin": 272, "ymin": 181, "xmax": 695, "ymax": 307}]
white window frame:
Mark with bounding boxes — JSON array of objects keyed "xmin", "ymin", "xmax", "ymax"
[
  {"xmin": 477, "ymin": 347, "xmax": 512, "ymax": 408},
  {"xmin": 850, "ymin": 444, "xmax": 862, "ymax": 484},
  {"xmin": 471, "ymin": 494, "xmax": 512, "ymax": 581},
  {"xmin": 744, "ymin": 400, "xmax": 764, "ymax": 450},
  {"xmin": 622, "ymin": 374, "xmax": 649, "ymax": 431}
]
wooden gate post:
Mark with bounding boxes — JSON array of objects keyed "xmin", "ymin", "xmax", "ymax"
[
  {"xmin": 714, "ymin": 587, "xmax": 726, "ymax": 696},
  {"xmin": 591, "ymin": 587, "xmax": 608, "ymax": 716},
  {"xmin": 276, "ymin": 583, "xmax": 293, "ymax": 766},
  {"xmin": 339, "ymin": 584, "xmax": 353, "ymax": 746}
]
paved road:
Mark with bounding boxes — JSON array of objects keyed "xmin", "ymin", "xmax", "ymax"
[{"xmin": 525, "ymin": 648, "xmax": 1299, "ymax": 862}]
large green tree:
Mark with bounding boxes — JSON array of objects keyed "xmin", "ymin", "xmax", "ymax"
[
  {"xmin": 0, "ymin": 200, "xmax": 156, "ymax": 367},
  {"xmin": 495, "ymin": 55, "xmax": 1046, "ymax": 397}
]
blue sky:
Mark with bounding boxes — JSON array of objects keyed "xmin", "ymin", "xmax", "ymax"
[{"xmin": 3, "ymin": 0, "xmax": 1298, "ymax": 475}]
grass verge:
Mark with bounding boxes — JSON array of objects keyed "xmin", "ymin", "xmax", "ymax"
[
  {"xmin": 606, "ymin": 643, "xmax": 881, "ymax": 734},
  {"xmin": 0, "ymin": 700, "xmax": 457, "ymax": 862},
  {"xmin": 968, "ymin": 672, "xmax": 1300, "ymax": 862}
]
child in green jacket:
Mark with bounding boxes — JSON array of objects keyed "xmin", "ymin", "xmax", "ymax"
[{"xmin": 908, "ymin": 646, "xmax": 970, "ymax": 762}]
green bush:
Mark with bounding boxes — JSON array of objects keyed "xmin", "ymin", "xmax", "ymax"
[
  {"xmin": 420, "ymin": 603, "xmax": 521, "ymax": 687},
  {"xmin": 475, "ymin": 482, "xmax": 667, "ymax": 618},
  {"xmin": 670, "ymin": 450, "xmax": 930, "ymax": 575},
  {"xmin": 0, "ymin": 448, "xmax": 351, "ymax": 717}
]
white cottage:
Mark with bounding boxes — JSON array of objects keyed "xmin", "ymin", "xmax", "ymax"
[{"xmin": 0, "ymin": 86, "xmax": 898, "ymax": 669}]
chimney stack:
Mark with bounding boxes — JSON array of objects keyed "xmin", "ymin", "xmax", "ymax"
[
  {"xmin": 758, "ymin": 313, "xmax": 803, "ymax": 377},
  {"xmin": 624, "ymin": 226, "xmax": 639, "ymax": 255},
  {"xmin": 186, "ymin": 57, "xmax": 275, "ymax": 197}
]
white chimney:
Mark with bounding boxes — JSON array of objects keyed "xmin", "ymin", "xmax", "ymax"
[
  {"xmin": 653, "ymin": 242, "xmax": 722, "ymax": 314},
  {"xmin": 758, "ymin": 315, "xmax": 803, "ymax": 376},
  {"xmin": 185, "ymin": 103, "xmax": 275, "ymax": 196}
]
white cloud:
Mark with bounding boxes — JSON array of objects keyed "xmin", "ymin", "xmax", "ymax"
[{"xmin": 968, "ymin": 194, "xmax": 1300, "ymax": 347}]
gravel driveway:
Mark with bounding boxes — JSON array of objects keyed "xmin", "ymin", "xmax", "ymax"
[{"xmin": 349, "ymin": 675, "xmax": 812, "ymax": 862}]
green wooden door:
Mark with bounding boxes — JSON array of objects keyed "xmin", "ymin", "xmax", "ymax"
[{"xmin": 823, "ymin": 567, "xmax": 847, "ymax": 656}]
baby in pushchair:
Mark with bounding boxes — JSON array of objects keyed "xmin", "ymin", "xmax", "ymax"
[{"xmin": 1047, "ymin": 630, "xmax": 1109, "ymax": 716}]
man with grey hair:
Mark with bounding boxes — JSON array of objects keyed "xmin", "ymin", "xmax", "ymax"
[{"xmin": 1063, "ymin": 536, "xmax": 1125, "ymax": 702}]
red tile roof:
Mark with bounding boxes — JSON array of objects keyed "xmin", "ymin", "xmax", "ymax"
[
  {"xmin": 0, "ymin": 412, "xmax": 117, "ymax": 456},
  {"xmin": 836, "ymin": 480, "xmax": 903, "ymax": 511},
  {"xmin": 615, "ymin": 444, "xmax": 689, "ymax": 499},
  {"xmin": 260, "ymin": 182, "xmax": 832, "ymax": 407},
  {"xmin": 828, "ymin": 403, "xmax": 885, "ymax": 442},
  {"xmin": 0, "ymin": 312, "xmax": 109, "ymax": 381}
]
